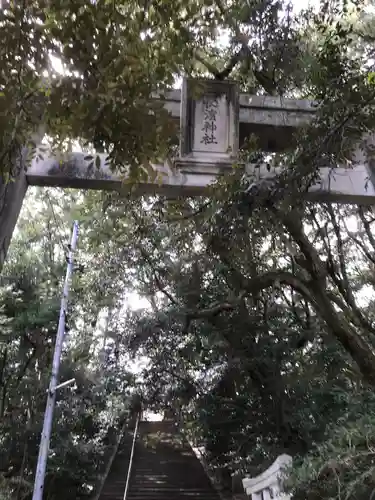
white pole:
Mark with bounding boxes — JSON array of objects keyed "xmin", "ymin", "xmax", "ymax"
[{"xmin": 32, "ymin": 221, "xmax": 79, "ymax": 500}]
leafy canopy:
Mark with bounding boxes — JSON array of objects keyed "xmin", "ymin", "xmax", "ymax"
[{"xmin": 2, "ymin": 0, "xmax": 375, "ymax": 499}]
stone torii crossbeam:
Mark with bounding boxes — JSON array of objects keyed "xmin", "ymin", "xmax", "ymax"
[{"xmin": 1, "ymin": 78, "xmax": 375, "ymax": 270}]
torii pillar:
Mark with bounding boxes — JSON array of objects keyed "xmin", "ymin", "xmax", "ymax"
[{"xmin": 0, "ymin": 171, "xmax": 27, "ymax": 270}]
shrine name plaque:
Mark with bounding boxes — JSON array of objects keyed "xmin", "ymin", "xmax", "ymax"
[{"xmin": 176, "ymin": 78, "xmax": 239, "ymax": 173}]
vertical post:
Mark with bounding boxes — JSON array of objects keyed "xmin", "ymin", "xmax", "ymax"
[
  {"xmin": 32, "ymin": 221, "xmax": 79, "ymax": 500},
  {"xmin": 0, "ymin": 171, "xmax": 28, "ymax": 272},
  {"xmin": 0, "ymin": 126, "xmax": 46, "ymax": 274}
]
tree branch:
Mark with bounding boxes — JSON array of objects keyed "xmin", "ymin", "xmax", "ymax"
[
  {"xmin": 153, "ymin": 272, "xmax": 177, "ymax": 306},
  {"xmin": 344, "ymin": 222, "xmax": 375, "ymax": 265},
  {"xmin": 194, "ymin": 46, "xmax": 250, "ymax": 81},
  {"xmin": 165, "ymin": 200, "xmax": 211, "ymax": 223},
  {"xmin": 278, "ymin": 210, "xmax": 327, "ymax": 282},
  {"xmin": 270, "ymin": 208, "xmax": 375, "ymax": 384},
  {"xmin": 359, "ymin": 206, "xmax": 375, "ymax": 253},
  {"xmin": 186, "ymin": 293, "xmax": 246, "ymax": 320},
  {"xmin": 137, "ymin": 246, "xmax": 178, "ymax": 306},
  {"xmin": 186, "ymin": 270, "xmax": 315, "ymax": 322}
]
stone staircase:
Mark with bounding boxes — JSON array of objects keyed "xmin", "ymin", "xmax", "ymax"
[
  {"xmin": 99, "ymin": 420, "xmax": 222, "ymax": 500},
  {"xmin": 98, "ymin": 425, "xmax": 135, "ymax": 500}
]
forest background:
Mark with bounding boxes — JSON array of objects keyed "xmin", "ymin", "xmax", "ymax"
[{"xmin": 1, "ymin": 0, "xmax": 375, "ymax": 499}]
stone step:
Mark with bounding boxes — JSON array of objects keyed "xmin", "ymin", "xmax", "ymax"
[{"xmin": 98, "ymin": 421, "xmax": 221, "ymax": 500}]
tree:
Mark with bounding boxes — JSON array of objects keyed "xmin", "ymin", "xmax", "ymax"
[
  {"xmin": 0, "ymin": 188, "xmax": 138, "ymax": 499},
  {"xmin": 73, "ymin": 181, "xmax": 375, "ymax": 498},
  {"xmin": 0, "ymin": 0, "xmax": 216, "ymax": 180},
  {"xmin": 2, "ymin": 0, "xmax": 375, "ymax": 499}
]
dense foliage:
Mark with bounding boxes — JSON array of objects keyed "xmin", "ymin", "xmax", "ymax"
[
  {"xmin": 2, "ymin": 0, "xmax": 375, "ymax": 499},
  {"xmin": 0, "ymin": 190, "xmax": 137, "ymax": 499},
  {"xmin": 87, "ymin": 191, "xmax": 375, "ymax": 499}
]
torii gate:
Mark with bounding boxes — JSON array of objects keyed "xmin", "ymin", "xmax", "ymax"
[
  {"xmin": 242, "ymin": 454, "xmax": 293, "ymax": 500},
  {"xmin": 1, "ymin": 78, "xmax": 375, "ymax": 270}
]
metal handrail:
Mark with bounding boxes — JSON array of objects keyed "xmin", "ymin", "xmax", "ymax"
[
  {"xmin": 92, "ymin": 418, "xmax": 129, "ymax": 500},
  {"xmin": 123, "ymin": 413, "xmax": 140, "ymax": 500}
]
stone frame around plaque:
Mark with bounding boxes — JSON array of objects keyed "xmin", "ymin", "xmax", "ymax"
[{"xmin": 176, "ymin": 77, "xmax": 239, "ymax": 172}]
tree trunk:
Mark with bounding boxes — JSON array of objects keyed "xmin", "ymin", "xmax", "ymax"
[
  {"xmin": 281, "ymin": 210, "xmax": 375, "ymax": 385},
  {"xmin": 312, "ymin": 283, "xmax": 375, "ymax": 385}
]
